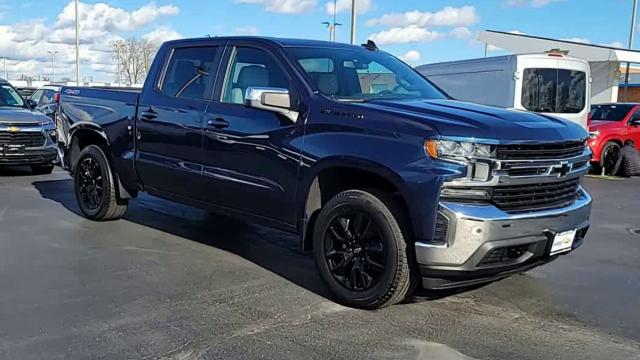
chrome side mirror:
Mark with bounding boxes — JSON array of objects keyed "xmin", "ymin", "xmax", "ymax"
[{"xmin": 244, "ymin": 87, "xmax": 299, "ymax": 123}]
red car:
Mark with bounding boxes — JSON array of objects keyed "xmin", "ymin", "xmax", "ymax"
[{"xmin": 588, "ymin": 103, "xmax": 640, "ymax": 174}]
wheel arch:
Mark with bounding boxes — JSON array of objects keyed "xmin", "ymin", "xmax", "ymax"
[
  {"xmin": 68, "ymin": 125, "xmax": 133, "ymax": 200},
  {"xmin": 298, "ymin": 157, "xmax": 411, "ymax": 251}
]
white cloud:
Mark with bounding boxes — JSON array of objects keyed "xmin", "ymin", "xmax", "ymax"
[
  {"xmin": 449, "ymin": 27, "xmax": 472, "ymax": 40},
  {"xmin": 0, "ymin": 1, "xmax": 180, "ymax": 82},
  {"xmin": 235, "ymin": 0, "xmax": 317, "ymax": 14},
  {"xmin": 143, "ymin": 27, "xmax": 183, "ymax": 44},
  {"xmin": 325, "ymin": 0, "xmax": 371, "ymax": 15},
  {"xmin": 506, "ymin": 0, "xmax": 564, "ymax": 7},
  {"xmin": 561, "ymin": 37, "xmax": 591, "ymax": 44},
  {"xmin": 369, "ymin": 25, "xmax": 443, "ymax": 45},
  {"xmin": 235, "ymin": 26, "xmax": 259, "ymax": 36},
  {"xmin": 399, "ymin": 50, "xmax": 421, "ymax": 64},
  {"xmin": 367, "ymin": 6, "xmax": 479, "ymax": 28},
  {"xmin": 601, "ymin": 41, "xmax": 625, "ymax": 48}
]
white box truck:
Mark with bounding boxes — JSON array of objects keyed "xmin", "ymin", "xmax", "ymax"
[{"xmin": 416, "ymin": 53, "xmax": 591, "ymax": 128}]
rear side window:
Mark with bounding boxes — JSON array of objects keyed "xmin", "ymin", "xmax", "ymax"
[
  {"xmin": 161, "ymin": 46, "xmax": 219, "ymax": 100},
  {"xmin": 590, "ymin": 104, "xmax": 634, "ymax": 121},
  {"xmin": 521, "ymin": 68, "xmax": 586, "ymax": 114}
]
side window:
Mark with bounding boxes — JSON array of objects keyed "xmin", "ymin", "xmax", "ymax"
[
  {"xmin": 161, "ymin": 46, "xmax": 219, "ymax": 100},
  {"xmin": 31, "ymin": 90, "xmax": 44, "ymax": 104},
  {"xmin": 41, "ymin": 90, "xmax": 55, "ymax": 105},
  {"xmin": 222, "ymin": 47, "xmax": 290, "ymax": 104}
]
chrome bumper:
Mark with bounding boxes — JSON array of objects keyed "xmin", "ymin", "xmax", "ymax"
[{"xmin": 415, "ymin": 187, "xmax": 592, "ymax": 273}]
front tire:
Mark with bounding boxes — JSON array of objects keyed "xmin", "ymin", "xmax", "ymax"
[
  {"xmin": 600, "ymin": 141, "xmax": 621, "ymax": 176},
  {"xmin": 74, "ymin": 145, "xmax": 128, "ymax": 221},
  {"xmin": 313, "ymin": 190, "xmax": 416, "ymax": 309}
]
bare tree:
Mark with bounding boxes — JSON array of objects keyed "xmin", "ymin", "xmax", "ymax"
[{"xmin": 112, "ymin": 38, "xmax": 159, "ymax": 85}]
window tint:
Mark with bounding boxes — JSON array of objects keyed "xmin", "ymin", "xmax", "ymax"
[
  {"xmin": 222, "ymin": 47, "xmax": 290, "ymax": 104},
  {"xmin": 41, "ymin": 90, "xmax": 55, "ymax": 105},
  {"xmin": 521, "ymin": 68, "xmax": 586, "ymax": 114},
  {"xmin": 590, "ymin": 104, "xmax": 634, "ymax": 121},
  {"xmin": 0, "ymin": 84, "xmax": 25, "ymax": 107},
  {"xmin": 287, "ymin": 47, "xmax": 445, "ymax": 101},
  {"xmin": 31, "ymin": 90, "xmax": 44, "ymax": 104},
  {"xmin": 161, "ymin": 46, "xmax": 219, "ymax": 100}
]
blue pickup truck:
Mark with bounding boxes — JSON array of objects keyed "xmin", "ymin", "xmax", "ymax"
[{"xmin": 57, "ymin": 37, "xmax": 592, "ymax": 309}]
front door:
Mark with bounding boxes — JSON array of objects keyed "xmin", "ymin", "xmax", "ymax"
[
  {"xmin": 628, "ymin": 107, "xmax": 640, "ymax": 148},
  {"xmin": 136, "ymin": 44, "xmax": 223, "ymax": 199},
  {"xmin": 201, "ymin": 45, "xmax": 303, "ymax": 225}
]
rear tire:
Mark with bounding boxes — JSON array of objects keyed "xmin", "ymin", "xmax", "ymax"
[
  {"xmin": 31, "ymin": 164, "xmax": 54, "ymax": 175},
  {"xmin": 313, "ymin": 189, "xmax": 416, "ymax": 309},
  {"xmin": 74, "ymin": 145, "xmax": 128, "ymax": 221}
]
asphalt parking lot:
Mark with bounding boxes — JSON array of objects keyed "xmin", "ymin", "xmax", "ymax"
[{"xmin": 0, "ymin": 167, "xmax": 639, "ymax": 360}]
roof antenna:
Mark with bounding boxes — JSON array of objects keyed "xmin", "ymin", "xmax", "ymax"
[{"xmin": 361, "ymin": 40, "xmax": 378, "ymax": 51}]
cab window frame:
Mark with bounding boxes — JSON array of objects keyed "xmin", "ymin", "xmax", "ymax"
[
  {"xmin": 157, "ymin": 45, "xmax": 222, "ymax": 102},
  {"xmin": 218, "ymin": 45, "xmax": 299, "ymax": 108}
]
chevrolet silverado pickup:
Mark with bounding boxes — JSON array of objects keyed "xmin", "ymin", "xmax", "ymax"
[
  {"xmin": 57, "ymin": 37, "xmax": 592, "ymax": 309},
  {"xmin": 0, "ymin": 78, "xmax": 58, "ymax": 174}
]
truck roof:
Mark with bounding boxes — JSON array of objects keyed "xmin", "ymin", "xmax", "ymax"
[{"xmin": 163, "ymin": 36, "xmax": 363, "ymax": 50}]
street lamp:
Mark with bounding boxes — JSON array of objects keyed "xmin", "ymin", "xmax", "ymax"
[
  {"xmin": 350, "ymin": 0, "xmax": 357, "ymax": 44},
  {"xmin": 48, "ymin": 51, "xmax": 59, "ymax": 83},
  {"xmin": 1, "ymin": 57, "xmax": 7, "ymax": 80},
  {"xmin": 624, "ymin": 0, "xmax": 639, "ymax": 101},
  {"xmin": 74, "ymin": 0, "xmax": 80, "ymax": 85}
]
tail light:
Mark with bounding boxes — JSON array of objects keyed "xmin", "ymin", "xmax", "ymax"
[{"xmin": 54, "ymin": 92, "xmax": 60, "ymax": 103}]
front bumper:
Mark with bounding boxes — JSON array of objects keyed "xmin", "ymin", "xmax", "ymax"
[
  {"xmin": 0, "ymin": 127, "xmax": 58, "ymax": 166},
  {"xmin": 416, "ymin": 187, "xmax": 592, "ymax": 289}
]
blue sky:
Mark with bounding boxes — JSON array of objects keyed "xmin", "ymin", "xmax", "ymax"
[{"xmin": 0, "ymin": 0, "xmax": 637, "ymax": 82}]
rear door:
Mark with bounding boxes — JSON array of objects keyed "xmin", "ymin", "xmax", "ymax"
[
  {"xmin": 200, "ymin": 43, "xmax": 303, "ymax": 224},
  {"xmin": 136, "ymin": 43, "xmax": 224, "ymax": 200}
]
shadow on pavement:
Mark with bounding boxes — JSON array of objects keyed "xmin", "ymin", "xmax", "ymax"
[
  {"xmin": 0, "ymin": 166, "xmax": 38, "ymax": 177},
  {"xmin": 33, "ymin": 178, "xmax": 484, "ymax": 306}
]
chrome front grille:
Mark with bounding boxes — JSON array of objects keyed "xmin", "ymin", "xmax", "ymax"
[
  {"xmin": 491, "ymin": 178, "xmax": 581, "ymax": 213},
  {"xmin": 496, "ymin": 141, "xmax": 585, "ymax": 160},
  {"xmin": 0, "ymin": 131, "xmax": 46, "ymax": 147}
]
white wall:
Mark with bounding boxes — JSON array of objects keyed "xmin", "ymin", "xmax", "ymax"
[{"xmin": 590, "ymin": 61, "xmax": 620, "ymax": 104}]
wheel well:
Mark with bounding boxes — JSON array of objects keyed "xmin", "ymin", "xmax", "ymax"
[
  {"xmin": 69, "ymin": 129, "xmax": 108, "ymax": 173},
  {"xmin": 301, "ymin": 166, "xmax": 407, "ymax": 251}
]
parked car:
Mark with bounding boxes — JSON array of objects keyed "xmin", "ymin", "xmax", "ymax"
[
  {"xmin": 16, "ymin": 87, "xmax": 37, "ymax": 100},
  {"xmin": 57, "ymin": 37, "xmax": 591, "ymax": 309},
  {"xmin": 0, "ymin": 79, "xmax": 58, "ymax": 174},
  {"xmin": 588, "ymin": 103, "xmax": 640, "ymax": 174},
  {"xmin": 416, "ymin": 53, "xmax": 591, "ymax": 128},
  {"xmin": 30, "ymin": 85, "xmax": 61, "ymax": 119}
]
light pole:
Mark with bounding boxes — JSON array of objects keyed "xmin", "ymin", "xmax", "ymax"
[
  {"xmin": 74, "ymin": 0, "xmax": 80, "ymax": 85},
  {"xmin": 48, "ymin": 51, "xmax": 58, "ymax": 83},
  {"xmin": 624, "ymin": 0, "xmax": 638, "ymax": 101},
  {"xmin": 350, "ymin": 0, "xmax": 357, "ymax": 44}
]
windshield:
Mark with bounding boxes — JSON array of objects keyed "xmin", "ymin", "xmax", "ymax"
[
  {"xmin": 0, "ymin": 84, "xmax": 26, "ymax": 107},
  {"xmin": 286, "ymin": 47, "xmax": 446, "ymax": 102},
  {"xmin": 590, "ymin": 104, "xmax": 634, "ymax": 121},
  {"xmin": 521, "ymin": 68, "xmax": 586, "ymax": 114}
]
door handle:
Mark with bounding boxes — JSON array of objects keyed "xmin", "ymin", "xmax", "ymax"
[
  {"xmin": 140, "ymin": 107, "xmax": 158, "ymax": 120},
  {"xmin": 207, "ymin": 117, "xmax": 229, "ymax": 129}
]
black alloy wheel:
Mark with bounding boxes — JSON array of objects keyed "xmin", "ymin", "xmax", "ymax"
[
  {"xmin": 77, "ymin": 156, "xmax": 104, "ymax": 210},
  {"xmin": 324, "ymin": 211, "xmax": 386, "ymax": 292},
  {"xmin": 601, "ymin": 142, "xmax": 620, "ymax": 175},
  {"xmin": 73, "ymin": 145, "xmax": 128, "ymax": 221}
]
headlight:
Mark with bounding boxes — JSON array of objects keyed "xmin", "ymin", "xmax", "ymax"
[
  {"xmin": 425, "ymin": 140, "xmax": 493, "ymax": 159},
  {"xmin": 39, "ymin": 119, "xmax": 54, "ymax": 127},
  {"xmin": 588, "ymin": 130, "xmax": 600, "ymax": 139}
]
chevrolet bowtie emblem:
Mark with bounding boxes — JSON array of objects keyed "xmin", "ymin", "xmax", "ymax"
[{"xmin": 7, "ymin": 126, "xmax": 20, "ymax": 133}]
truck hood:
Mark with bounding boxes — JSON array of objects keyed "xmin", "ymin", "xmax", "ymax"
[
  {"xmin": 0, "ymin": 107, "xmax": 50, "ymax": 125},
  {"xmin": 359, "ymin": 99, "xmax": 587, "ymax": 143}
]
